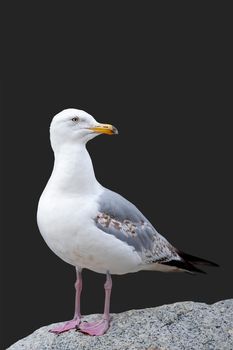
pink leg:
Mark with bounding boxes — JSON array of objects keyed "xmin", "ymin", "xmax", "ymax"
[
  {"xmin": 79, "ymin": 271, "xmax": 112, "ymax": 336},
  {"xmin": 50, "ymin": 267, "xmax": 82, "ymax": 334}
]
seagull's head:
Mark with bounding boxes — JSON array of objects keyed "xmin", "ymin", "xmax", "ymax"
[{"xmin": 50, "ymin": 108, "xmax": 118, "ymax": 151}]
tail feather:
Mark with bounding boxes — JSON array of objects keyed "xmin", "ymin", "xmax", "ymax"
[
  {"xmin": 160, "ymin": 250, "xmax": 219, "ymax": 274},
  {"xmin": 162, "ymin": 259, "xmax": 206, "ymax": 274},
  {"xmin": 177, "ymin": 250, "xmax": 219, "ymax": 267}
]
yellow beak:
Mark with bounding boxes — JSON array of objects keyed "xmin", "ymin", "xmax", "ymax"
[{"xmin": 89, "ymin": 123, "xmax": 118, "ymax": 135}]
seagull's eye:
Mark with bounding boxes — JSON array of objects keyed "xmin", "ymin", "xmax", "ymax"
[{"xmin": 71, "ymin": 117, "xmax": 79, "ymax": 122}]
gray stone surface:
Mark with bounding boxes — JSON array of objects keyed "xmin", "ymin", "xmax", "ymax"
[{"xmin": 8, "ymin": 299, "xmax": 233, "ymax": 350}]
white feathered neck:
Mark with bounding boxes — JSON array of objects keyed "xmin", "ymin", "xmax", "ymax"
[{"xmin": 47, "ymin": 142, "xmax": 100, "ymax": 195}]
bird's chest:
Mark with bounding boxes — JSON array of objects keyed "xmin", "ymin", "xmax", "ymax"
[{"xmin": 37, "ymin": 192, "xmax": 99, "ymax": 266}]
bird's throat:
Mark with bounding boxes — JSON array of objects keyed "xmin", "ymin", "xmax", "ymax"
[{"xmin": 49, "ymin": 143, "xmax": 99, "ymax": 195}]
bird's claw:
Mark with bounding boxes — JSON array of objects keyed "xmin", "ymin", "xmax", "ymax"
[{"xmin": 49, "ymin": 318, "xmax": 81, "ymax": 334}]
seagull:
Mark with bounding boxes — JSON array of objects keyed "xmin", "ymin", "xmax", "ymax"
[{"xmin": 37, "ymin": 108, "xmax": 218, "ymax": 336}]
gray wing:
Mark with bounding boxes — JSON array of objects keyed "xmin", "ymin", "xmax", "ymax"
[{"xmin": 95, "ymin": 188, "xmax": 179, "ymax": 264}]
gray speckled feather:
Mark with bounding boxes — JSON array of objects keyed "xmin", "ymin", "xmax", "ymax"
[{"xmin": 95, "ymin": 188, "xmax": 180, "ymax": 265}]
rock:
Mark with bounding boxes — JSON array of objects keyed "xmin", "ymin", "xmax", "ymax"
[{"xmin": 8, "ymin": 299, "xmax": 233, "ymax": 350}]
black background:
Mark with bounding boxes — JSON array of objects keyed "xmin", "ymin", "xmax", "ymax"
[{"xmin": 1, "ymin": 2, "xmax": 232, "ymax": 349}]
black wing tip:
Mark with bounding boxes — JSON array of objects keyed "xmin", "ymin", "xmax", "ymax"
[
  {"xmin": 177, "ymin": 250, "xmax": 219, "ymax": 268},
  {"xmin": 162, "ymin": 259, "xmax": 206, "ymax": 274}
]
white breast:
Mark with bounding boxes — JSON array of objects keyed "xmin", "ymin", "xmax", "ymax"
[{"xmin": 37, "ymin": 188, "xmax": 98, "ymax": 266}]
